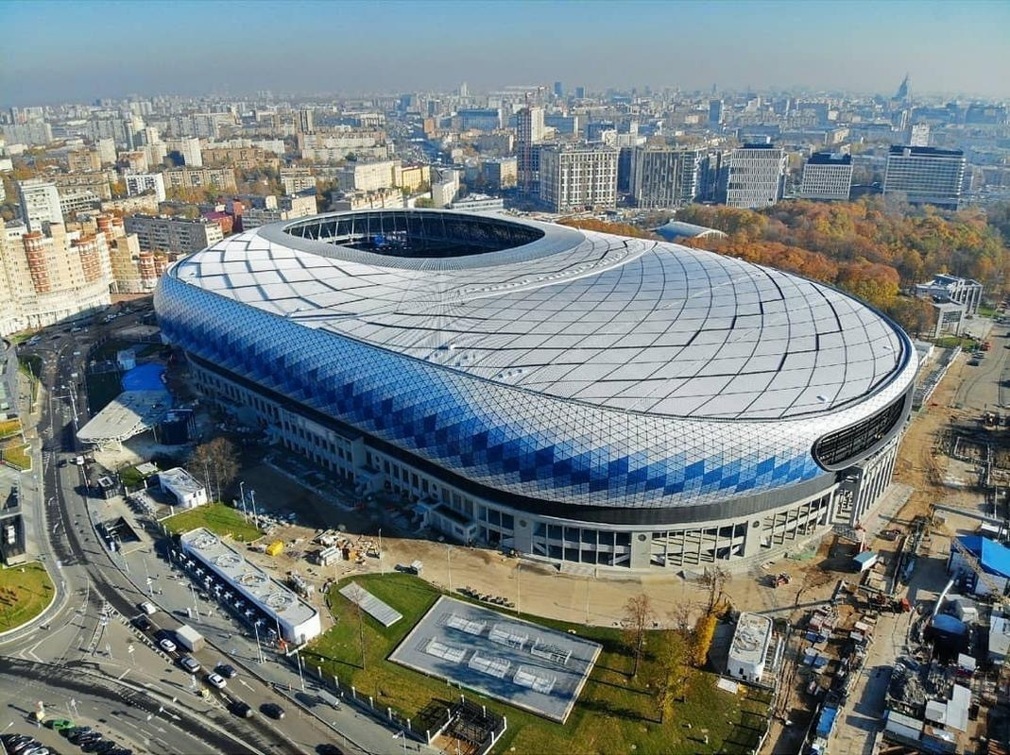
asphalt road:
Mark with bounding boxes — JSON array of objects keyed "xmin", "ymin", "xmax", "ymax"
[{"xmin": 2, "ymin": 317, "xmax": 375, "ymax": 755}]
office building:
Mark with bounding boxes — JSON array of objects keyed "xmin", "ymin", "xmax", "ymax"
[
  {"xmin": 125, "ymin": 173, "xmax": 167, "ymax": 203},
  {"xmin": 800, "ymin": 153, "xmax": 853, "ymax": 201},
  {"xmin": 883, "ymin": 146, "xmax": 966, "ymax": 210},
  {"xmin": 457, "ymin": 109, "xmax": 503, "ymax": 132},
  {"xmin": 154, "ymin": 209, "xmax": 916, "ymax": 571},
  {"xmin": 539, "ymin": 144, "xmax": 618, "ymax": 212},
  {"xmin": 726, "ymin": 144, "xmax": 786, "ymax": 208},
  {"xmin": 17, "ymin": 179, "xmax": 64, "ymax": 232},
  {"xmin": 298, "ymin": 109, "xmax": 314, "ymax": 134},
  {"xmin": 124, "ymin": 215, "xmax": 224, "ymax": 255},
  {"xmin": 629, "ymin": 146, "xmax": 702, "ymax": 208},
  {"xmin": 709, "ymin": 99, "xmax": 724, "ymax": 127}
]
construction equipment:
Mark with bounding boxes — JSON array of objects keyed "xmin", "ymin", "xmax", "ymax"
[{"xmin": 950, "ymin": 536, "xmax": 1009, "ymax": 608}]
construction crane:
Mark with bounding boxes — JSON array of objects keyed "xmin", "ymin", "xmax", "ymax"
[{"xmin": 949, "ymin": 536, "xmax": 1009, "ymax": 609}]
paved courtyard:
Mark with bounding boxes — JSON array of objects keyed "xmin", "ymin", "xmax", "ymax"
[{"xmin": 389, "ymin": 596, "xmax": 601, "ymax": 723}]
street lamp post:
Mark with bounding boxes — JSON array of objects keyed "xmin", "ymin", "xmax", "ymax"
[
  {"xmin": 239, "ymin": 480, "xmax": 247, "ymax": 518},
  {"xmin": 296, "ymin": 650, "xmax": 306, "ymax": 692},
  {"xmin": 253, "ymin": 621, "xmax": 265, "ymax": 664},
  {"xmin": 249, "ymin": 489, "xmax": 259, "ymax": 525},
  {"xmin": 446, "ymin": 544, "xmax": 452, "ymax": 595},
  {"xmin": 516, "ymin": 562, "xmax": 521, "ymax": 617}
]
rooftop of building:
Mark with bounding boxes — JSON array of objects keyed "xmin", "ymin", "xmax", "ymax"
[
  {"xmin": 729, "ymin": 612, "xmax": 773, "ymax": 664},
  {"xmin": 888, "ymin": 145, "xmax": 965, "ymax": 157}
]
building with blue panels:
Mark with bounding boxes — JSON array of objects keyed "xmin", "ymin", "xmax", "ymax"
[{"xmin": 154, "ymin": 210, "xmax": 917, "ymax": 571}]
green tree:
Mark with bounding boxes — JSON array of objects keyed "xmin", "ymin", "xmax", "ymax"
[
  {"xmin": 650, "ymin": 631, "xmax": 689, "ymax": 723},
  {"xmin": 188, "ymin": 437, "xmax": 240, "ymax": 502},
  {"xmin": 621, "ymin": 593, "xmax": 655, "ymax": 678}
]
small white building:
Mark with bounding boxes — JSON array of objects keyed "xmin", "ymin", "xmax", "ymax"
[
  {"xmin": 158, "ymin": 467, "xmax": 207, "ymax": 509},
  {"xmin": 990, "ymin": 613, "xmax": 1010, "ymax": 662},
  {"xmin": 727, "ymin": 612, "xmax": 773, "ymax": 683}
]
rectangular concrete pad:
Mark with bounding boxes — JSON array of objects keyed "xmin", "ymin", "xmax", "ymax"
[{"xmin": 389, "ymin": 596, "xmax": 601, "ymax": 723}]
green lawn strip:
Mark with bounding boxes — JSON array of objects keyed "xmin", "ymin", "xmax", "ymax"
[
  {"xmin": 1, "ymin": 443, "xmax": 32, "ymax": 471},
  {"xmin": 309, "ymin": 574, "xmax": 770, "ymax": 754},
  {"xmin": 118, "ymin": 465, "xmax": 147, "ymax": 488},
  {"xmin": 0, "ymin": 563, "xmax": 55, "ymax": 632},
  {"xmin": 85, "ymin": 371, "xmax": 123, "ymax": 414},
  {"xmin": 162, "ymin": 502, "xmax": 263, "ymax": 542}
]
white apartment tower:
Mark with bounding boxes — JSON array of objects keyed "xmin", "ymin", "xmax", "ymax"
[
  {"xmin": 124, "ymin": 173, "xmax": 167, "ymax": 203},
  {"xmin": 516, "ymin": 106, "xmax": 545, "ymax": 194},
  {"xmin": 726, "ymin": 144, "xmax": 787, "ymax": 208},
  {"xmin": 800, "ymin": 153, "xmax": 853, "ymax": 201},
  {"xmin": 629, "ymin": 146, "xmax": 702, "ymax": 208},
  {"xmin": 538, "ymin": 144, "xmax": 618, "ymax": 213},
  {"xmin": 17, "ymin": 179, "xmax": 64, "ymax": 232}
]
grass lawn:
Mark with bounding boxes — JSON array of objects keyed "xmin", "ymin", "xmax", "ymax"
[
  {"xmin": 85, "ymin": 371, "xmax": 122, "ymax": 414},
  {"xmin": 0, "ymin": 418, "xmax": 22, "ymax": 440},
  {"xmin": 118, "ymin": 465, "xmax": 148, "ymax": 488},
  {"xmin": 18, "ymin": 354, "xmax": 43, "ymax": 380},
  {"xmin": 163, "ymin": 502, "xmax": 263, "ymax": 542},
  {"xmin": 0, "ymin": 562, "xmax": 54, "ymax": 632},
  {"xmin": 308, "ymin": 574, "xmax": 771, "ymax": 755},
  {"xmin": 1, "ymin": 443, "xmax": 32, "ymax": 471}
]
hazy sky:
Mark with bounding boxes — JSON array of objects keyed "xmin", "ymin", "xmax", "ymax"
[{"xmin": 3, "ymin": 0, "xmax": 1009, "ymax": 105}]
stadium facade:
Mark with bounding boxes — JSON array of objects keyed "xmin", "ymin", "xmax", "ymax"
[{"xmin": 154, "ymin": 210, "xmax": 917, "ymax": 571}]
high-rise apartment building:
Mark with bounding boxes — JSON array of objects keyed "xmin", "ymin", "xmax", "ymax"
[
  {"xmin": 908, "ymin": 123, "xmax": 930, "ymax": 147},
  {"xmin": 0, "ymin": 218, "xmax": 113, "ymax": 335},
  {"xmin": 883, "ymin": 146, "xmax": 966, "ymax": 210},
  {"xmin": 481, "ymin": 158, "xmax": 518, "ymax": 190},
  {"xmin": 166, "ymin": 137, "xmax": 203, "ymax": 167},
  {"xmin": 800, "ymin": 153, "xmax": 853, "ymax": 201},
  {"xmin": 516, "ymin": 106, "xmax": 545, "ymax": 194},
  {"xmin": 125, "ymin": 173, "xmax": 167, "ymax": 203},
  {"xmin": 96, "ymin": 138, "xmax": 117, "ymax": 165},
  {"xmin": 123, "ymin": 215, "xmax": 224, "ymax": 255},
  {"xmin": 298, "ymin": 109, "xmax": 314, "ymax": 134},
  {"xmin": 538, "ymin": 144, "xmax": 618, "ymax": 213},
  {"xmin": 17, "ymin": 179, "xmax": 64, "ymax": 232},
  {"xmin": 726, "ymin": 144, "xmax": 786, "ymax": 208},
  {"xmin": 629, "ymin": 146, "xmax": 702, "ymax": 208}
]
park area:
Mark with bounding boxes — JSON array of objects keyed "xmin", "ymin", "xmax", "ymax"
[
  {"xmin": 308, "ymin": 573, "xmax": 772, "ymax": 755},
  {"xmin": 162, "ymin": 502, "xmax": 262, "ymax": 543},
  {"xmin": 0, "ymin": 562, "xmax": 54, "ymax": 632}
]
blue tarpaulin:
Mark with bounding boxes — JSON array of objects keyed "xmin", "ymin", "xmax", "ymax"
[
  {"xmin": 815, "ymin": 706, "xmax": 838, "ymax": 738},
  {"xmin": 956, "ymin": 535, "xmax": 1010, "ymax": 579}
]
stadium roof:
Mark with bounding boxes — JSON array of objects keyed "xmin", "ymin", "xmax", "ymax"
[{"xmin": 171, "ymin": 210, "xmax": 911, "ymax": 422}]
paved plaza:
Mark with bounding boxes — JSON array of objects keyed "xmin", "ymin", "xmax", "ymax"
[{"xmin": 389, "ymin": 596, "xmax": 601, "ymax": 723}]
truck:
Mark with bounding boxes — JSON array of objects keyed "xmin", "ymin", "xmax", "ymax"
[{"xmin": 174, "ymin": 624, "xmax": 205, "ymax": 653}]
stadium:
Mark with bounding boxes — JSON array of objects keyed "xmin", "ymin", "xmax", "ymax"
[{"xmin": 154, "ymin": 209, "xmax": 917, "ymax": 571}]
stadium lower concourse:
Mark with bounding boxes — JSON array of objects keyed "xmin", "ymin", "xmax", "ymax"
[{"xmin": 154, "ymin": 209, "xmax": 916, "ymax": 571}]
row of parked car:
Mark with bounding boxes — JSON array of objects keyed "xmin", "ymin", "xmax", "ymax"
[
  {"xmin": 57, "ymin": 724, "xmax": 132, "ymax": 755},
  {"xmin": 1, "ymin": 732, "xmax": 51, "ymax": 755}
]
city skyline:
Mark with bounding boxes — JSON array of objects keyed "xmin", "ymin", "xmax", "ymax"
[{"xmin": 3, "ymin": 0, "xmax": 1010, "ymax": 105}]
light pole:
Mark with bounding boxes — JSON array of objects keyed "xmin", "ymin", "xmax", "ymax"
[
  {"xmin": 239, "ymin": 480, "xmax": 247, "ymax": 518},
  {"xmin": 253, "ymin": 622, "xmax": 265, "ymax": 664},
  {"xmin": 188, "ymin": 582, "xmax": 200, "ymax": 620},
  {"xmin": 516, "ymin": 562, "xmax": 521, "ymax": 617},
  {"xmin": 392, "ymin": 731, "xmax": 408, "ymax": 754},
  {"xmin": 446, "ymin": 544, "xmax": 452, "ymax": 595},
  {"xmin": 249, "ymin": 489, "xmax": 259, "ymax": 525},
  {"xmin": 296, "ymin": 650, "xmax": 306, "ymax": 691}
]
